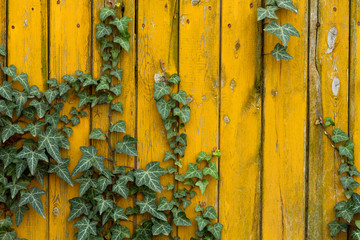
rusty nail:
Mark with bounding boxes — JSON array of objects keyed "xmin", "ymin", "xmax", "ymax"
[
  {"xmin": 208, "ymin": 6, "xmax": 212, "ymax": 10},
  {"xmin": 186, "ymin": 19, "xmax": 190, "ymax": 24},
  {"xmin": 77, "ymin": 24, "xmax": 80, "ymax": 28},
  {"xmin": 31, "ymin": 8, "xmax": 34, "ymax": 11},
  {"xmin": 165, "ymin": 3, "xmax": 168, "ymax": 8},
  {"xmin": 142, "ymin": 23, "xmax": 145, "ymax": 28},
  {"xmin": 357, "ymin": 22, "xmax": 360, "ymax": 26},
  {"xmin": 228, "ymin": 23, "xmax": 231, "ymax": 28},
  {"xmin": 333, "ymin": 7, "xmax": 337, "ymax": 12},
  {"xmin": 57, "ymin": 0, "xmax": 60, "ymax": 4},
  {"xmin": 250, "ymin": 3, "xmax": 253, "ymax": 8},
  {"xmin": 11, "ymin": 26, "xmax": 15, "ymax": 29}
]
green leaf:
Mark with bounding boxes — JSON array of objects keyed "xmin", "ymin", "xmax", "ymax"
[
  {"xmin": 111, "ymin": 102, "xmax": 123, "ymax": 113},
  {"xmin": 0, "ymin": 230, "xmax": 16, "ymax": 240},
  {"xmin": 0, "ymin": 100, "xmax": 14, "ymax": 118},
  {"xmin": 112, "ymin": 174, "xmax": 133, "ymax": 199},
  {"xmin": 203, "ymin": 206, "xmax": 217, "ymax": 219},
  {"xmin": 196, "ymin": 179, "xmax": 209, "ymax": 194},
  {"xmin": 156, "ymin": 98, "xmax": 176, "ymax": 119},
  {"xmin": 203, "ymin": 162, "xmax": 219, "ymax": 180},
  {"xmin": 19, "ymin": 187, "xmax": 46, "ymax": 218},
  {"xmin": 10, "ymin": 202, "xmax": 29, "ymax": 227},
  {"xmin": 185, "ymin": 163, "xmax": 203, "ymax": 179},
  {"xmin": 89, "ymin": 128, "xmax": 106, "ymax": 140},
  {"xmin": 324, "ymin": 117, "xmax": 335, "ymax": 127},
  {"xmin": 110, "ymin": 84, "xmax": 122, "ymax": 96},
  {"xmin": 30, "ymin": 85, "xmax": 42, "ymax": 98},
  {"xmin": 0, "ymin": 81, "xmax": 13, "ymax": 100},
  {"xmin": 338, "ymin": 163, "xmax": 350, "ymax": 175},
  {"xmin": 207, "ymin": 223, "xmax": 223, "ymax": 240},
  {"xmin": 335, "ymin": 201, "xmax": 355, "ymax": 223},
  {"xmin": 352, "ymin": 230, "xmax": 360, "ymax": 240},
  {"xmin": 174, "ymin": 105, "xmax": 191, "ymax": 123},
  {"xmin": 48, "ymin": 158, "xmax": 73, "ymax": 186},
  {"xmin": 264, "ymin": 21, "xmax": 299, "ymax": 46},
  {"xmin": 68, "ymin": 197, "xmax": 91, "ymax": 222},
  {"xmin": 2, "ymin": 123, "xmax": 23, "ymax": 142},
  {"xmin": 349, "ymin": 166, "xmax": 360, "ymax": 176},
  {"xmin": 5, "ymin": 180, "xmax": 29, "ymax": 199},
  {"xmin": 340, "ymin": 176, "xmax": 358, "ymax": 190},
  {"xmin": 3, "ymin": 65, "xmax": 17, "ymax": 77},
  {"xmin": 0, "ymin": 45, "xmax": 6, "ymax": 56},
  {"xmin": 96, "ymin": 23, "xmax": 112, "ymax": 39},
  {"xmin": 195, "ymin": 215, "xmax": 211, "ymax": 231},
  {"xmin": 74, "ymin": 217, "xmax": 97, "ymax": 240},
  {"xmin": 59, "ymin": 83, "xmax": 71, "ymax": 96},
  {"xmin": 112, "ymin": 206, "xmax": 128, "ymax": 221},
  {"xmin": 136, "ymin": 195, "xmax": 167, "ymax": 221},
  {"xmin": 167, "ymin": 74, "xmax": 180, "ymax": 84},
  {"xmin": 172, "ymin": 208, "xmax": 191, "ymax": 226},
  {"xmin": 74, "ymin": 175, "xmax": 97, "ymax": 196},
  {"xmin": 157, "ymin": 197, "xmax": 174, "ymax": 211},
  {"xmin": 29, "ymin": 99, "xmax": 50, "ymax": 118},
  {"xmin": 154, "ymin": 82, "xmax": 171, "ymax": 100},
  {"xmin": 116, "ymin": 135, "xmax": 138, "ymax": 156},
  {"xmin": 352, "ymin": 193, "xmax": 360, "ymax": 214},
  {"xmin": 110, "ymin": 16, "xmax": 132, "ymax": 36},
  {"xmin": 38, "ymin": 127, "xmax": 63, "ymax": 163},
  {"xmin": 134, "ymin": 161, "xmax": 167, "ymax": 192},
  {"xmin": 110, "ymin": 225, "xmax": 130, "ymax": 240},
  {"xmin": 339, "ymin": 141, "xmax": 354, "ymax": 160},
  {"xmin": 151, "ymin": 218, "xmax": 172, "ymax": 236},
  {"xmin": 78, "ymin": 91, "xmax": 91, "ymax": 108},
  {"xmin": 114, "ymin": 36, "xmax": 130, "ymax": 52},
  {"xmin": 275, "ymin": 0, "xmax": 298, "ymax": 13},
  {"xmin": 72, "ymin": 146, "xmax": 104, "ymax": 176},
  {"xmin": 0, "ymin": 216, "xmax": 13, "ymax": 228},
  {"xmin": 110, "ymin": 120, "xmax": 126, "ymax": 133},
  {"xmin": 94, "ymin": 195, "xmax": 113, "ymax": 215},
  {"xmin": 257, "ymin": 6, "xmax": 279, "ymax": 21},
  {"xmin": 270, "ymin": 43, "xmax": 293, "ymax": 61},
  {"xmin": 332, "ymin": 128, "xmax": 349, "ymax": 143},
  {"xmin": 97, "ymin": 175, "xmax": 112, "ymax": 192},
  {"xmin": 13, "ymin": 73, "xmax": 30, "ymax": 92},
  {"xmin": 163, "ymin": 151, "xmax": 176, "ymax": 162},
  {"xmin": 70, "ymin": 116, "xmax": 80, "ymax": 126},
  {"xmin": 13, "ymin": 90, "xmax": 28, "ymax": 116},
  {"xmin": 16, "ymin": 146, "xmax": 48, "ymax": 175},
  {"xmin": 0, "ymin": 146, "xmax": 16, "ymax": 168},
  {"xmin": 100, "ymin": 7, "xmax": 115, "ymax": 21},
  {"xmin": 328, "ymin": 220, "xmax": 347, "ymax": 238}
]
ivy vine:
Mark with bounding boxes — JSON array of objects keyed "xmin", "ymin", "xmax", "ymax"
[{"xmin": 257, "ymin": 0, "xmax": 299, "ymax": 60}]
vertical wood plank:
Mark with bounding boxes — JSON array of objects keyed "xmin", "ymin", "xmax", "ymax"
[
  {"xmin": 178, "ymin": 0, "xmax": 220, "ymax": 238},
  {"xmin": 262, "ymin": 0, "xmax": 308, "ymax": 239},
  {"xmin": 308, "ymin": 0, "xmax": 349, "ymax": 239},
  {"xmin": 8, "ymin": 1, "xmax": 48, "ymax": 239},
  {"xmin": 0, "ymin": 0, "xmax": 5, "ymax": 81},
  {"xmin": 48, "ymin": 1, "xmax": 91, "ymax": 239},
  {"xmin": 219, "ymin": 0, "xmax": 261, "ymax": 239}
]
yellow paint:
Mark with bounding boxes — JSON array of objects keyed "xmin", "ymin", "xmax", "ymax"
[
  {"xmin": 219, "ymin": 0, "xmax": 261, "ymax": 239},
  {"xmin": 8, "ymin": 1, "xmax": 48, "ymax": 239},
  {"xmin": 48, "ymin": 1, "xmax": 91, "ymax": 239}
]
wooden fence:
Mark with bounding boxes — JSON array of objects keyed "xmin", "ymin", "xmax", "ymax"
[{"xmin": 1, "ymin": 0, "xmax": 358, "ymax": 239}]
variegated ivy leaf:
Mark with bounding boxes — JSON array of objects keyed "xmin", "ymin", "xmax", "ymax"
[
  {"xmin": 340, "ymin": 176, "xmax": 359, "ymax": 190},
  {"xmin": 110, "ymin": 16, "xmax": 132, "ymax": 36},
  {"xmin": 35, "ymin": 163, "xmax": 48, "ymax": 187},
  {"xmin": 116, "ymin": 134, "xmax": 138, "ymax": 156},
  {"xmin": 352, "ymin": 230, "xmax": 360, "ymax": 240},
  {"xmin": 257, "ymin": 6, "xmax": 279, "ymax": 21},
  {"xmin": 154, "ymin": 82, "xmax": 171, "ymax": 101},
  {"xmin": 13, "ymin": 73, "xmax": 30, "ymax": 93},
  {"xmin": 0, "ymin": 230, "xmax": 17, "ymax": 240},
  {"xmin": 10, "ymin": 202, "xmax": 29, "ymax": 227},
  {"xmin": 59, "ymin": 83, "xmax": 71, "ymax": 96},
  {"xmin": 0, "ymin": 216, "xmax": 13, "ymax": 228},
  {"xmin": 110, "ymin": 84, "xmax": 122, "ymax": 96},
  {"xmin": 151, "ymin": 218, "xmax": 172, "ymax": 236},
  {"xmin": 203, "ymin": 162, "xmax": 219, "ymax": 180},
  {"xmin": 111, "ymin": 102, "xmax": 123, "ymax": 113},
  {"xmin": 96, "ymin": 23, "xmax": 112, "ymax": 39},
  {"xmin": 172, "ymin": 90, "xmax": 187, "ymax": 105},
  {"xmin": 19, "ymin": 187, "xmax": 46, "ymax": 218},
  {"xmin": 114, "ymin": 36, "xmax": 130, "ymax": 52},
  {"xmin": 3, "ymin": 65, "xmax": 17, "ymax": 77},
  {"xmin": 196, "ymin": 179, "xmax": 209, "ymax": 194},
  {"xmin": 89, "ymin": 128, "xmax": 106, "ymax": 140},
  {"xmin": 185, "ymin": 163, "xmax": 203, "ymax": 179},
  {"xmin": 332, "ymin": 128, "xmax": 349, "ymax": 143},
  {"xmin": 157, "ymin": 197, "xmax": 174, "ymax": 211},
  {"xmin": 195, "ymin": 215, "xmax": 211, "ymax": 232},
  {"xmin": 0, "ymin": 81, "xmax": 13, "ymax": 100},
  {"xmin": 172, "ymin": 208, "xmax": 191, "ymax": 226},
  {"xmin": 73, "ymin": 217, "xmax": 97, "ymax": 240},
  {"xmin": 29, "ymin": 99, "xmax": 50, "ymax": 118},
  {"xmin": 13, "ymin": 90, "xmax": 28, "ymax": 116},
  {"xmin": 156, "ymin": 98, "xmax": 176, "ymax": 119},
  {"xmin": 72, "ymin": 146, "xmax": 104, "ymax": 176},
  {"xmin": 100, "ymin": 7, "xmax": 115, "ymax": 21},
  {"xmin": 134, "ymin": 161, "xmax": 167, "ymax": 192},
  {"xmin": 74, "ymin": 174, "xmax": 98, "ymax": 196},
  {"xmin": 271, "ymin": 43, "xmax": 293, "ymax": 61},
  {"xmin": 94, "ymin": 195, "xmax": 113, "ymax": 215},
  {"xmin": 334, "ymin": 201, "xmax": 355, "ymax": 223},
  {"xmin": 68, "ymin": 197, "xmax": 91, "ymax": 222},
  {"xmin": 112, "ymin": 174, "xmax": 134, "ymax": 199},
  {"xmin": 163, "ymin": 151, "xmax": 176, "ymax": 162},
  {"xmin": 2, "ymin": 122, "xmax": 23, "ymax": 143},
  {"xmin": 110, "ymin": 120, "xmax": 126, "ymax": 133},
  {"xmin": 203, "ymin": 206, "xmax": 217, "ymax": 219},
  {"xmin": 167, "ymin": 73, "xmax": 180, "ymax": 84},
  {"xmin": 47, "ymin": 78, "xmax": 57, "ymax": 87},
  {"xmin": 5, "ymin": 180, "xmax": 29, "ymax": 199},
  {"xmin": 0, "ymin": 146, "xmax": 16, "ymax": 168},
  {"xmin": 0, "ymin": 45, "xmax": 6, "ymax": 56},
  {"xmin": 48, "ymin": 158, "xmax": 73, "ymax": 186},
  {"xmin": 136, "ymin": 195, "xmax": 167, "ymax": 221},
  {"xmin": 30, "ymin": 85, "xmax": 42, "ymax": 98},
  {"xmin": 38, "ymin": 127, "xmax": 63, "ymax": 163},
  {"xmin": 111, "ymin": 206, "xmax": 128, "ymax": 221},
  {"xmin": 0, "ymin": 100, "xmax": 15, "ymax": 117},
  {"xmin": 16, "ymin": 146, "xmax": 48, "ymax": 175},
  {"xmin": 70, "ymin": 116, "xmax": 80, "ymax": 126},
  {"xmin": 339, "ymin": 141, "xmax": 355, "ymax": 160},
  {"xmin": 110, "ymin": 225, "xmax": 131, "ymax": 240},
  {"xmin": 174, "ymin": 105, "xmax": 191, "ymax": 123},
  {"xmin": 264, "ymin": 21, "xmax": 299, "ymax": 46},
  {"xmin": 207, "ymin": 222, "xmax": 223, "ymax": 240},
  {"xmin": 110, "ymin": 69, "xmax": 123, "ymax": 82},
  {"xmin": 97, "ymin": 176, "xmax": 112, "ymax": 192},
  {"xmin": 275, "ymin": 0, "xmax": 298, "ymax": 13},
  {"xmin": 78, "ymin": 91, "xmax": 91, "ymax": 108}
]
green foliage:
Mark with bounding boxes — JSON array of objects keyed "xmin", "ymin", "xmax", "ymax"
[{"xmin": 257, "ymin": 0, "xmax": 299, "ymax": 60}]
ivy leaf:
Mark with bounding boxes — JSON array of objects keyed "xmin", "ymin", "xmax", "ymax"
[
  {"xmin": 195, "ymin": 215, "xmax": 211, "ymax": 231},
  {"xmin": 44, "ymin": 89, "xmax": 59, "ymax": 104},
  {"xmin": 340, "ymin": 176, "xmax": 358, "ymax": 190},
  {"xmin": 16, "ymin": 146, "xmax": 48, "ymax": 175},
  {"xmin": 110, "ymin": 84, "xmax": 122, "ymax": 96},
  {"xmin": 74, "ymin": 175, "xmax": 98, "ymax": 196},
  {"xmin": 110, "ymin": 120, "xmax": 126, "ymax": 133},
  {"xmin": 136, "ymin": 195, "xmax": 167, "ymax": 221},
  {"xmin": 154, "ymin": 82, "xmax": 171, "ymax": 100},
  {"xmin": 196, "ymin": 179, "xmax": 209, "ymax": 194},
  {"xmin": 0, "ymin": 146, "xmax": 16, "ymax": 168},
  {"xmin": 0, "ymin": 45, "xmax": 6, "ymax": 56},
  {"xmin": 112, "ymin": 206, "xmax": 128, "ymax": 221},
  {"xmin": 112, "ymin": 174, "xmax": 133, "ymax": 199},
  {"xmin": 0, "ymin": 216, "xmax": 13, "ymax": 228},
  {"xmin": 257, "ymin": 6, "xmax": 279, "ymax": 21},
  {"xmin": 68, "ymin": 197, "xmax": 91, "ymax": 222},
  {"xmin": 19, "ymin": 187, "xmax": 46, "ymax": 218},
  {"xmin": 156, "ymin": 98, "xmax": 176, "ymax": 119},
  {"xmin": 96, "ymin": 23, "xmax": 112, "ymax": 39},
  {"xmin": 29, "ymin": 99, "xmax": 50, "ymax": 118},
  {"xmin": 2, "ymin": 123, "xmax": 23, "ymax": 142},
  {"xmin": 72, "ymin": 146, "xmax": 104, "ymax": 176},
  {"xmin": 114, "ymin": 36, "xmax": 130, "ymax": 52},
  {"xmin": 13, "ymin": 90, "xmax": 28, "ymax": 116},
  {"xmin": 74, "ymin": 217, "xmax": 97, "ymax": 240},
  {"xmin": 0, "ymin": 231, "xmax": 16, "ymax": 240},
  {"xmin": 349, "ymin": 166, "xmax": 360, "ymax": 176},
  {"xmin": 78, "ymin": 91, "xmax": 91, "ymax": 108},
  {"xmin": 38, "ymin": 127, "xmax": 63, "ymax": 163},
  {"xmin": 335, "ymin": 201, "xmax": 355, "ymax": 223},
  {"xmin": 30, "ymin": 85, "xmax": 42, "ymax": 98},
  {"xmin": 0, "ymin": 100, "xmax": 14, "ymax": 118},
  {"xmin": 338, "ymin": 163, "xmax": 350, "ymax": 175},
  {"xmin": 207, "ymin": 223, "xmax": 223, "ymax": 240},
  {"xmin": 5, "ymin": 180, "xmax": 29, "ymax": 199},
  {"xmin": 185, "ymin": 163, "xmax": 203, "ymax": 179},
  {"xmin": 203, "ymin": 206, "xmax": 217, "ymax": 219},
  {"xmin": 59, "ymin": 83, "xmax": 71, "ymax": 96},
  {"xmin": 352, "ymin": 230, "xmax": 360, "ymax": 240},
  {"xmin": 275, "ymin": 0, "xmax": 298, "ymax": 13},
  {"xmin": 70, "ymin": 116, "xmax": 80, "ymax": 126},
  {"xmin": 97, "ymin": 176, "xmax": 112, "ymax": 192},
  {"xmin": 10, "ymin": 202, "xmax": 29, "ymax": 227},
  {"xmin": 89, "ymin": 128, "xmax": 106, "ymax": 140},
  {"xmin": 134, "ymin": 161, "xmax": 167, "ymax": 192},
  {"xmin": 324, "ymin": 117, "xmax": 335, "ymax": 127},
  {"xmin": 174, "ymin": 105, "xmax": 191, "ymax": 123},
  {"xmin": 3, "ymin": 65, "xmax": 17, "ymax": 77},
  {"xmin": 94, "ymin": 195, "xmax": 113, "ymax": 215},
  {"xmin": 167, "ymin": 73, "xmax": 180, "ymax": 84},
  {"xmin": 151, "ymin": 218, "xmax": 172, "ymax": 236},
  {"xmin": 110, "ymin": 225, "xmax": 130, "ymax": 240},
  {"xmin": 100, "ymin": 7, "xmax": 115, "ymax": 21},
  {"xmin": 271, "ymin": 43, "xmax": 293, "ymax": 61},
  {"xmin": 48, "ymin": 158, "xmax": 73, "ymax": 186},
  {"xmin": 13, "ymin": 73, "xmax": 30, "ymax": 92},
  {"xmin": 339, "ymin": 141, "xmax": 354, "ymax": 160},
  {"xmin": 332, "ymin": 128, "xmax": 349, "ymax": 143},
  {"xmin": 0, "ymin": 81, "xmax": 13, "ymax": 100},
  {"xmin": 109, "ymin": 69, "xmax": 123, "ymax": 82},
  {"xmin": 172, "ymin": 208, "xmax": 191, "ymax": 226},
  {"xmin": 116, "ymin": 135, "xmax": 138, "ymax": 156},
  {"xmin": 203, "ymin": 162, "xmax": 219, "ymax": 180},
  {"xmin": 352, "ymin": 193, "xmax": 360, "ymax": 214},
  {"xmin": 111, "ymin": 102, "xmax": 123, "ymax": 113},
  {"xmin": 264, "ymin": 21, "xmax": 299, "ymax": 46},
  {"xmin": 328, "ymin": 221, "xmax": 347, "ymax": 238},
  {"xmin": 110, "ymin": 16, "xmax": 132, "ymax": 36},
  {"xmin": 157, "ymin": 197, "xmax": 174, "ymax": 211},
  {"xmin": 163, "ymin": 151, "xmax": 176, "ymax": 162}
]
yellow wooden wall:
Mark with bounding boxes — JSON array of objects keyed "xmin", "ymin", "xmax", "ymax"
[{"xmin": 2, "ymin": 0, "xmax": 359, "ymax": 239}]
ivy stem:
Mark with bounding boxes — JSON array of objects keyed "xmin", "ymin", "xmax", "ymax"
[
  {"xmin": 104, "ymin": 158, "xmax": 134, "ymax": 169},
  {"xmin": 318, "ymin": 117, "xmax": 339, "ymax": 152}
]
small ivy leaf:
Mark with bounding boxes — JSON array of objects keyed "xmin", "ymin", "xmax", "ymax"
[
  {"xmin": 83, "ymin": 78, "xmax": 98, "ymax": 87},
  {"xmin": 203, "ymin": 206, "xmax": 217, "ymax": 219},
  {"xmin": 0, "ymin": 100, "xmax": 15, "ymax": 118},
  {"xmin": 136, "ymin": 195, "xmax": 167, "ymax": 221},
  {"xmin": 96, "ymin": 23, "xmax": 112, "ymax": 39},
  {"xmin": 116, "ymin": 134, "xmax": 138, "ymax": 156},
  {"xmin": 134, "ymin": 161, "xmax": 167, "ymax": 192},
  {"xmin": 19, "ymin": 187, "xmax": 46, "ymax": 218},
  {"xmin": 74, "ymin": 217, "xmax": 98, "ymax": 240},
  {"xmin": 195, "ymin": 215, "xmax": 211, "ymax": 231},
  {"xmin": 195, "ymin": 205, "xmax": 203, "ymax": 212},
  {"xmin": 68, "ymin": 197, "xmax": 91, "ymax": 222},
  {"xmin": 47, "ymin": 78, "xmax": 57, "ymax": 87},
  {"xmin": 74, "ymin": 175, "xmax": 98, "ymax": 196},
  {"xmin": 257, "ymin": 6, "xmax": 279, "ymax": 21},
  {"xmin": 275, "ymin": 0, "xmax": 298, "ymax": 13},
  {"xmin": 59, "ymin": 83, "xmax": 71, "ymax": 96},
  {"xmin": 352, "ymin": 193, "xmax": 360, "ymax": 214},
  {"xmin": 196, "ymin": 179, "xmax": 209, "ymax": 194},
  {"xmin": 151, "ymin": 218, "xmax": 172, "ymax": 236},
  {"xmin": 349, "ymin": 166, "xmax": 360, "ymax": 176},
  {"xmin": 112, "ymin": 206, "xmax": 128, "ymax": 221},
  {"xmin": 48, "ymin": 158, "xmax": 73, "ymax": 186},
  {"xmin": 89, "ymin": 128, "xmax": 106, "ymax": 140},
  {"xmin": 203, "ymin": 162, "xmax": 219, "ymax": 180},
  {"xmin": 154, "ymin": 82, "xmax": 171, "ymax": 100},
  {"xmin": 100, "ymin": 7, "xmax": 116, "ymax": 21},
  {"xmin": 352, "ymin": 230, "xmax": 360, "ymax": 240},
  {"xmin": 270, "ymin": 43, "xmax": 293, "ymax": 61},
  {"xmin": 0, "ymin": 81, "xmax": 13, "ymax": 100},
  {"xmin": 111, "ymin": 102, "xmax": 123, "ymax": 113},
  {"xmin": 13, "ymin": 90, "xmax": 28, "ymax": 116},
  {"xmin": 110, "ymin": 225, "xmax": 131, "ymax": 240},
  {"xmin": 110, "ymin": 120, "xmax": 126, "ymax": 133},
  {"xmin": 10, "ymin": 202, "xmax": 29, "ymax": 227},
  {"xmin": 13, "ymin": 73, "xmax": 30, "ymax": 92},
  {"xmin": 264, "ymin": 21, "xmax": 299, "ymax": 46},
  {"xmin": 338, "ymin": 163, "xmax": 350, "ymax": 175},
  {"xmin": 70, "ymin": 116, "xmax": 80, "ymax": 126},
  {"xmin": 29, "ymin": 99, "xmax": 50, "ymax": 118},
  {"xmin": 172, "ymin": 208, "xmax": 192, "ymax": 226},
  {"xmin": 156, "ymin": 98, "xmax": 176, "ymax": 119},
  {"xmin": 94, "ymin": 195, "xmax": 113, "ymax": 215},
  {"xmin": 114, "ymin": 36, "xmax": 130, "ymax": 52},
  {"xmin": 324, "ymin": 117, "xmax": 335, "ymax": 127},
  {"xmin": 332, "ymin": 128, "xmax": 349, "ymax": 143},
  {"xmin": 163, "ymin": 151, "xmax": 176, "ymax": 162},
  {"xmin": 110, "ymin": 69, "xmax": 123, "ymax": 82},
  {"xmin": 157, "ymin": 197, "xmax": 174, "ymax": 211},
  {"xmin": 16, "ymin": 146, "xmax": 48, "ymax": 175},
  {"xmin": 0, "ymin": 216, "xmax": 13, "ymax": 228},
  {"xmin": 110, "ymin": 16, "xmax": 132, "ymax": 37},
  {"xmin": 2, "ymin": 122, "xmax": 23, "ymax": 143},
  {"xmin": 95, "ymin": 81, "xmax": 109, "ymax": 91},
  {"xmin": 174, "ymin": 105, "xmax": 191, "ymax": 123},
  {"xmin": 176, "ymin": 133, "xmax": 187, "ymax": 146},
  {"xmin": 78, "ymin": 91, "xmax": 91, "ymax": 108},
  {"xmin": 167, "ymin": 73, "xmax": 180, "ymax": 84},
  {"xmin": 185, "ymin": 163, "xmax": 203, "ymax": 179},
  {"xmin": 112, "ymin": 174, "xmax": 133, "ymax": 199},
  {"xmin": 329, "ymin": 221, "xmax": 348, "ymax": 238},
  {"xmin": 30, "ymin": 85, "xmax": 43, "ymax": 98},
  {"xmin": 0, "ymin": 45, "xmax": 6, "ymax": 56},
  {"xmin": 339, "ymin": 141, "xmax": 355, "ymax": 160},
  {"xmin": 0, "ymin": 230, "xmax": 16, "ymax": 240},
  {"xmin": 0, "ymin": 146, "xmax": 16, "ymax": 169},
  {"xmin": 3, "ymin": 64, "xmax": 17, "ymax": 77},
  {"xmin": 38, "ymin": 127, "xmax": 63, "ymax": 163},
  {"xmin": 5, "ymin": 180, "xmax": 29, "ymax": 199},
  {"xmin": 340, "ymin": 176, "xmax": 359, "ymax": 190},
  {"xmin": 207, "ymin": 223, "xmax": 223, "ymax": 240},
  {"xmin": 334, "ymin": 201, "xmax": 355, "ymax": 223},
  {"xmin": 110, "ymin": 84, "xmax": 122, "ymax": 96},
  {"xmin": 72, "ymin": 146, "xmax": 104, "ymax": 176}
]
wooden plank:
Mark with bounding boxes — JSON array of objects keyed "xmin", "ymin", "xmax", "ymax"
[
  {"xmin": 262, "ymin": 1, "xmax": 308, "ymax": 239},
  {"xmin": 219, "ymin": 0, "xmax": 261, "ymax": 239},
  {"xmin": 0, "ymin": 0, "xmax": 5, "ymax": 81},
  {"xmin": 48, "ymin": 1, "xmax": 91, "ymax": 239},
  {"xmin": 178, "ymin": 0, "xmax": 220, "ymax": 238},
  {"xmin": 7, "ymin": 1, "xmax": 48, "ymax": 239},
  {"xmin": 308, "ymin": 0, "xmax": 349, "ymax": 239}
]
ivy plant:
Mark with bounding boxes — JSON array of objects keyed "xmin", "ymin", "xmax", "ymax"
[{"xmin": 257, "ymin": 0, "xmax": 299, "ymax": 60}]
